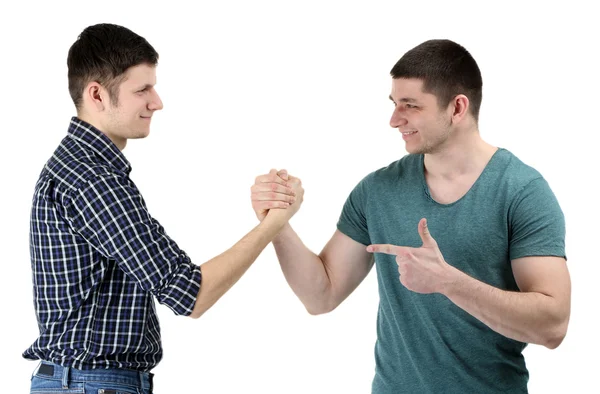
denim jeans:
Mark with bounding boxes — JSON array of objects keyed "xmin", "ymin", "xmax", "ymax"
[{"xmin": 30, "ymin": 361, "xmax": 153, "ymax": 394}]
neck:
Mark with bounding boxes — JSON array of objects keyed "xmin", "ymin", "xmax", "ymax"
[
  {"xmin": 423, "ymin": 128, "xmax": 497, "ymax": 180},
  {"xmin": 77, "ymin": 112, "xmax": 127, "ymax": 151}
]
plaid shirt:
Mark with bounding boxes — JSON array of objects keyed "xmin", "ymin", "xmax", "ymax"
[{"xmin": 23, "ymin": 117, "xmax": 202, "ymax": 371}]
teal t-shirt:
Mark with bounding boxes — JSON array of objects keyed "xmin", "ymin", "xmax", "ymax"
[{"xmin": 337, "ymin": 148, "xmax": 566, "ymax": 393}]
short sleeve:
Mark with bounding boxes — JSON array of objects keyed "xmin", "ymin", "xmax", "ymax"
[
  {"xmin": 509, "ymin": 177, "xmax": 566, "ymax": 261},
  {"xmin": 337, "ymin": 174, "xmax": 372, "ymax": 246}
]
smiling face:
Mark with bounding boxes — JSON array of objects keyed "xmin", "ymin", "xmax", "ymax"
[
  {"xmin": 80, "ymin": 63, "xmax": 164, "ymax": 150},
  {"xmin": 389, "ymin": 78, "xmax": 454, "ymax": 155},
  {"xmin": 102, "ymin": 64, "xmax": 164, "ymax": 147}
]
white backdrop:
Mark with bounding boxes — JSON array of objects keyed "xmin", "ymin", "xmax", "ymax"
[{"xmin": 1, "ymin": 1, "xmax": 598, "ymax": 393}]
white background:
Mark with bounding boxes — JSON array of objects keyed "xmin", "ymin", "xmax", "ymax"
[{"xmin": 1, "ymin": 1, "xmax": 598, "ymax": 393}]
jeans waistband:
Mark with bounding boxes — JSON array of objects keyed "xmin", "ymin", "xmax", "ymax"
[{"xmin": 34, "ymin": 361, "xmax": 153, "ymax": 392}]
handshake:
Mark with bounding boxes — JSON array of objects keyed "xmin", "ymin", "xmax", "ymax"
[{"xmin": 250, "ymin": 168, "xmax": 304, "ymax": 223}]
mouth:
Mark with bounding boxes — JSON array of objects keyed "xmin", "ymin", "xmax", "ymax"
[{"xmin": 400, "ymin": 130, "xmax": 418, "ymax": 141}]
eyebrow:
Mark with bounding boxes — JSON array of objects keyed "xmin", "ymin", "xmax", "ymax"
[
  {"xmin": 389, "ymin": 95, "xmax": 418, "ymax": 103},
  {"xmin": 137, "ymin": 84, "xmax": 154, "ymax": 91}
]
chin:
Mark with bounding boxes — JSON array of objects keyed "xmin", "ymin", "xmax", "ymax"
[
  {"xmin": 129, "ymin": 132, "xmax": 150, "ymax": 140},
  {"xmin": 404, "ymin": 144, "xmax": 423, "ymax": 155},
  {"xmin": 136, "ymin": 127, "xmax": 151, "ymax": 138}
]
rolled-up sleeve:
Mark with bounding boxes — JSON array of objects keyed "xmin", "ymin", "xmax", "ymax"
[{"xmin": 65, "ymin": 172, "xmax": 201, "ymax": 316}]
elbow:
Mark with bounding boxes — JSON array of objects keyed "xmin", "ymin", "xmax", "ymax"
[
  {"xmin": 543, "ymin": 327, "xmax": 567, "ymax": 349},
  {"xmin": 301, "ymin": 281, "xmax": 339, "ymax": 315},
  {"xmin": 189, "ymin": 309, "xmax": 204, "ymax": 319},
  {"xmin": 542, "ymin": 318, "xmax": 570, "ymax": 350},
  {"xmin": 304, "ymin": 297, "xmax": 337, "ymax": 316},
  {"xmin": 306, "ymin": 305, "xmax": 331, "ymax": 316},
  {"xmin": 188, "ymin": 299, "xmax": 209, "ymax": 319},
  {"xmin": 544, "ymin": 335, "xmax": 565, "ymax": 350}
]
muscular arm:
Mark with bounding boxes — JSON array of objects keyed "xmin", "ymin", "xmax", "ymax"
[
  {"xmin": 441, "ymin": 256, "xmax": 571, "ymax": 348},
  {"xmin": 250, "ymin": 169, "xmax": 374, "ymax": 315},
  {"xmin": 369, "ymin": 219, "xmax": 571, "ymax": 349},
  {"xmin": 273, "ymin": 227, "xmax": 374, "ymax": 315}
]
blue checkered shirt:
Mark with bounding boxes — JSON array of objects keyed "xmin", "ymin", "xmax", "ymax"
[{"xmin": 23, "ymin": 117, "xmax": 202, "ymax": 371}]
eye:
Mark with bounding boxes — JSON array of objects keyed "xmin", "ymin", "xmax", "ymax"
[{"xmin": 406, "ymin": 104, "xmax": 416, "ymax": 109}]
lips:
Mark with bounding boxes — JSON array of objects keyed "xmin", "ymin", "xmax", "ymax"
[{"xmin": 401, "ymin": 130, "xmax": 417, "ymax": 135}]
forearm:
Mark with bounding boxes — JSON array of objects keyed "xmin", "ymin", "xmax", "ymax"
[
  {"xmin": 442, "ymin": 266, "xmax": 568, "ymax": 348},
  {"xmin": 272, "ymin": 224, "xmax": 332, "ymax": 314},
  {"xmin": 190, "ymin": 215, "xmax": 286, "ymax": 318}
]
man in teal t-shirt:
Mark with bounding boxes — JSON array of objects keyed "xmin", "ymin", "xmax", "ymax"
[{"xmin": 250, "ymin": 39, "xmax": 570, "ymax": 393}]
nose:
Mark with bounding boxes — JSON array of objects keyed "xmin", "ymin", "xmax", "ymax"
[
  {"xmin": 389, "ymin": 107, "xmax": 407, "ymax": 128},
  {"xmin": 148, "ymin": 89, "xmax": 164, "ymax": 111}
]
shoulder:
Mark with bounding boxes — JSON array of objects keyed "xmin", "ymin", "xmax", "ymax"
[
  {"xmin": 44, "ymin": 137, "xmax": 126, "ymax": 198},
  {"xmin": 498, "ymin": 149, "xmax": 543, "ymax": 178},
  {"xmin": 369, "ymin": 154, "xmax": 421, "ymax": 184},
  {"xmin": 491, "ymin": 149, "xmax": 549, "ymax": 195},
  {"xmin": 494, "ymin": 149, "xmax": 562, "ymax": 215}
]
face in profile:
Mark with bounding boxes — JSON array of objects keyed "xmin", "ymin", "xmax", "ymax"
[
  {"xmin": 103, "ymin": 64, "xmax": 164, "ymax": 146},
  {"xmin": 389, "ymin": 78, "xmax": 453, "ymax": 155}
]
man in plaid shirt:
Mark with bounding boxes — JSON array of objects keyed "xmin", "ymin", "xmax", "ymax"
[{"xmin": 24, "ymin": 23, "xmax": 300, "ymax": 394}]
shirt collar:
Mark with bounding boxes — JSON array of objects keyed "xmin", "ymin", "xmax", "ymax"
[{"xmin": 67, "ymin": 117, "xmax": 132, "ymax": 174}]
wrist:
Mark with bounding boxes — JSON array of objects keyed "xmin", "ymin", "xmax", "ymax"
[
  {"xmin": 439, "ymin": 264, "xmax": 465, "ymax": 297},
  {"xmin": 260, "ymin": 212, "xmax": 288, "ymax": 233},
  {"xmin": 273, "ymin": 222, "xmax": 292, "ymax": 243}
]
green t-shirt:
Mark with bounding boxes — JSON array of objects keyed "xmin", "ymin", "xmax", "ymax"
[{"xmin": 337, "ymin": 148, "xmax": 566, "ymax": 393}]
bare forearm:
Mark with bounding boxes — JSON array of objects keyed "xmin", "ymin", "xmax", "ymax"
[
  {"xmin": 272, "ymin": 224, "xmax": 332, "ymax": 314},
  {"xmin": 442, "ymin": 267, "xmax": 568, "ymax": 348},
  {"xmin": 190, "ymin": 215, "xmax": 286, "ymax": 318}
]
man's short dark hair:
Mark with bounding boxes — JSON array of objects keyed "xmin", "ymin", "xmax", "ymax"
[
  {"xmin": 391, "ymin": 39, "xmax": 483, "ymax": 121},
  {"xmin": 67, "ymin": 23, "xmax": 159, "ymax": 110}
]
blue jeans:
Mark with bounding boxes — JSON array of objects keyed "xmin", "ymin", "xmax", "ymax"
[{"xmin": 30, "ymin": 361, "xmax": 153, "ymax": 394}]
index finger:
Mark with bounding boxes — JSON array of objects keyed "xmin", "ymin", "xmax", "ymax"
[{"xmin": 366, "ymin": 244, "xmax": 409, "ymax": 255}]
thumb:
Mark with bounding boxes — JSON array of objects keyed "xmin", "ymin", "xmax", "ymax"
[
  {"xmin": 277, "ymin": 169, "xmax": 289, "ymax": 181},
  {"xmin": 418, "ymin": 218, "xmax": 436, "ymax": 247}
]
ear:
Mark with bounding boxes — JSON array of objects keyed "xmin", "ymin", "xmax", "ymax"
[
  {"xmin": 84, "ymin": 81, "xmax": 108, "ymax": 112},
  {"xmin": 449, "ymin": 94, "xmax": 470, "ymax": 124}
]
